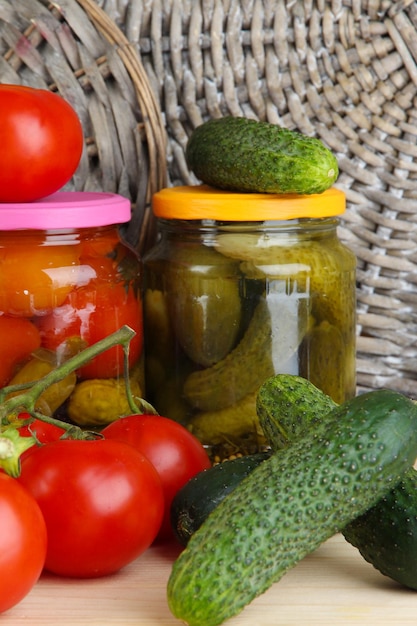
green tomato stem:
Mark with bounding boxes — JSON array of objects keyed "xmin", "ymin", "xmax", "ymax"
[
  {"xmin": 0, "ymin": 325, "xmax": 149, "ymax": 432},
  {"xmin": 122, "ymin": 346, "xmax": 158, "ymax": 417}
]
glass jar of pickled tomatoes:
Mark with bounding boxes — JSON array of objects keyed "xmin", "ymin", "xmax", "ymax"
[{"xmin": 0, "ymin": 192, "xmax": 144, "ymax": 428}]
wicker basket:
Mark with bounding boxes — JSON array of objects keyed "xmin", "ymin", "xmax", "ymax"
[
  {"xmin": 0, "ymin": 0, "xmax": 168, "ymax": 253},
  {"xmin": 1, "ymin": 0, "xmax": 417, "ymax": 396}
]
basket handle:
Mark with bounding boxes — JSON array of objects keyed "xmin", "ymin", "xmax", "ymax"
[{"xmin": 76, "ymin": 0, "xmax": 168, "ymax": 252}]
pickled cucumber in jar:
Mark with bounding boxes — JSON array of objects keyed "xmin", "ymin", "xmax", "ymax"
[
  {"xmin": 217, "ymin": 231, "xmax": 356, "ymax": 403},
  {"xmin": 165, "ymin": 243, "xmax": 243, "ymax": 367},
  {"xmin": 7, "ymin": 350, "xmax": 76, "ymax": 415},
  {"xmin": 144, "ymin": 186, "xmax": 356, "ymax": 457}
]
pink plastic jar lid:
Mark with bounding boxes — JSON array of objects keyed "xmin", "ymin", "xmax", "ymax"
[{"xmin": 0, "ymin": 191, "xmax": 131, "ymax": 230}]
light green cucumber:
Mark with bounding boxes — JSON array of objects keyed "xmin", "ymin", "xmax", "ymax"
[
  {"xmin": 187, "ymin": 392, "xmax": 265, "ymax": 447},
  {"xmin": 256, "ymin": 373, "xmax": 337, "ymax": 450},
  {"xmin": 166, "ymin": 244, "xmax": 243, "ymax": 367},
  {"xmin": 167, "ymin": 389, "xmax": 417, "ymax": 626},
  {"xmin": 182, "ymin": 299, "xmax": 273, "ymax": 411},
  {"xmin": 186, "ymin": 117, "xmax": 338, "ymax": 194},
  {"xmin": 216, "ymin": 236, "xmax": 356, "ymax": 336}
]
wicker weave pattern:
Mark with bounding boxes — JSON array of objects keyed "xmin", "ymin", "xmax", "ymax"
[
  {"xmin": 1, "ymin": 0, "xmax": 417, "ymax": 394},
  {"xmin": 0, "ymin": 0, "xmax": 167, "ymax": 252}
]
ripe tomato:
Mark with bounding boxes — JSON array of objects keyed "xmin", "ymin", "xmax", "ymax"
[
  {"xmin": 0, "ymin": 234, "xmax": 81, "ymax": 317},
  {"xmin": 38, "ymin": 282, "xmax": 143, "ymax": 379},
  {"xmin": 17, "ymin": 415, "xmax": 67, "ymax": 444},
  {"xmin": 18, "ymin": 438, "xmax": 164, "ymax": 578},
  {"xmin": 0, "ymin": 316, "xmax": 41, "ymax": 386},
  {"xmin": 36, "ymin": 256, "xmax": 143, "ymax": 379},
  {"xmin": 0, "ymin": 473, "xmax": 47, "ymax": 613},
  {"xmin": 76, "ymin": 283, "xmax": 143, "ymax": 380},
  {"xmin": 102, "ymin": 415, "xmax": 211, "ymax": 541},
  {"xmin": 15, "ymin": 414, "xmax": 66, "ymax": 462},
  {"xmin": 0, "ymin": 84, "xmax": 83, "ymax": 202}
]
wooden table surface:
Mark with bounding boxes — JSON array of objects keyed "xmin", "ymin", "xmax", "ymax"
[{"xmin": 4, "ymin": 533, "xmax": 417, "ymax": 625}]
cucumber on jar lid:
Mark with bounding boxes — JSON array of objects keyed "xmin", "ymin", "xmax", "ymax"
[{"xmin": 186, "ymin": 117, "xmax": 339, "ymax": 195}]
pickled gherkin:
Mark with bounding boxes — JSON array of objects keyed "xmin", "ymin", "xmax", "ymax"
[
  {"xmin": 183, "ymin": 296, "xmax": 311, "ymax": 412},
  {"xmin": 301, "ymin": 321, "xmax": 349, "ymax": 404},
  {"xmin": 165, "ymin": 244, "xmax": 242, "ymax": 367},
  {"xmin": 7, "ymin": 350, "xmax": 76, "ymax": 415},
  {"xmin": 144, "ymin": 186, "xmax": 356, "ymax": 458},
  {"xmin": 188, "ymin": 392, "xmax": 265, "ymax": 447},
  {"xmin": 216, "ymin": 232, "xmax": 355, "ymax": 331},
  {"xmin": 67, "ymin": 377, "xmax": 144, "ymax": 427}
]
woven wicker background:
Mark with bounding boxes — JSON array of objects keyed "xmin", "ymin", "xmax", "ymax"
[{"xmin": 1, "ymin": 0, "xmax": 416, "ymax": 395}]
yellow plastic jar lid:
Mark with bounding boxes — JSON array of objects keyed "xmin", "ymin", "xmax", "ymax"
[{"xmin": 152, "ymin": 185, "xmax": 345, "ymax": 221}]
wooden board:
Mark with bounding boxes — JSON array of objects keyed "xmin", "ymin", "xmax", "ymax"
[{"xmin": 4, "ymin": 534, "xmax": 417, "ymax": 625}]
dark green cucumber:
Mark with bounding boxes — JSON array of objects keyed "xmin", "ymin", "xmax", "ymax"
[
  {"xmin": 257, "ymin": 374, "xmax": 417, "ymax": 591},
  {"xmin": 186, "ymin": 117, "xmax": 339, "ymax": 195},
  {"xmin": 170, "ymin": 452, "xmax": 270, "ymax": 546},
  {"xmin": 167, "ymin": 390, "xmax": 417, "ymax": 626},
  {"xmin": 343, "ymin": 468, "xmax": 417, "ymax": 590}
]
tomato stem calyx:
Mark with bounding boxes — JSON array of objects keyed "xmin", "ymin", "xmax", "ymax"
[{"xmin": 0, "ymin": 428, "xmax": 36, "ymax": 477}]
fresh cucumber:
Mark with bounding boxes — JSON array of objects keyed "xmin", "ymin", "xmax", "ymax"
[
  {"xmin": 257, "ymin": 374, "xmax": 417, "ymax": 591},
  {"xmin": 167, "ymin": 389, "xmax": 417, "ymax": 626},
  {"xmin": 186, "ymin": 117, "xmax": 339, "ymax": 194},
  {"xmin": 172, "ymin": 374, "xmax": 333, "ymax": 546},
  {"xmin": 170, "ymin": 452, "xmax": 271, "ymax": 546},
  {"xmin": 343, "ymin": 467, "xmax": 417, "ymax": 590},
  {"xmin": 256, "ymin": 373, "xmax": 337, "ymax": 450}
]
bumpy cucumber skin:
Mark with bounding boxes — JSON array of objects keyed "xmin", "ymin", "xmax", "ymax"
[
  {"xmin": 256, "ymin": 373, "xmax": 337, "ymax": 450},
  {"xmin": 167, "ymin": 390, "xmax": 417, "ymax": 626},
  {"xmin": 343, "ymin": 467, "xmax": 417, "ymax": 590},
  {"xmin": 186, "ymin": 117, "xmax": 339, "ymax": 194},
  {"xmin": 257, "ymin": 374, "xmax": 417, "ymax": 591},
  {"xmin": 170, "ymin": 452, "xmax": 271, "ymax": 546}
]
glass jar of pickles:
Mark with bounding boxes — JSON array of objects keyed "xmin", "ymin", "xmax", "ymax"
[
  {"xmin": 0, "ymin": 192, "xmax": 144, "ymax": 428},
  {"xmin": 143, "ymin": 185, "xmax": 356, "ymax": 457}
]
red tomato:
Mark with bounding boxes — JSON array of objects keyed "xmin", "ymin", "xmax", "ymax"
[
  {"xmin": 17, "ymin": 416, "xmax": 67, "ymax": 444},
  {"xmin": 0, "ymin": 473, "xmax": 47, "ymax": 613},
  {"xmin": 36, "ymin": 266, "xmax": 143, "ymax": 379},
  {"xmin": 0, "ymin": 235, "xmax": 81, "ymax": 317},
  {"xmin": 0, "ymin": 316, "xmax": 41, "ymax": 386},
  {"xmin": 75, "ymin": 283, "xmax": 143, "ymax": 380},
  {"xmin": 16, "ymin": 414, "xmax": 66, "ymax": 462},
  {"xmin": 0, "ymin": 84, "xmax": 83, "ymax": 202},
  {"xmin": 102, "ymin": 415, "xmax": 211, "ymax": 541},
  {"xmin": 18, "ymin": 439, "xmax": 164, "ymax": 578}
]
